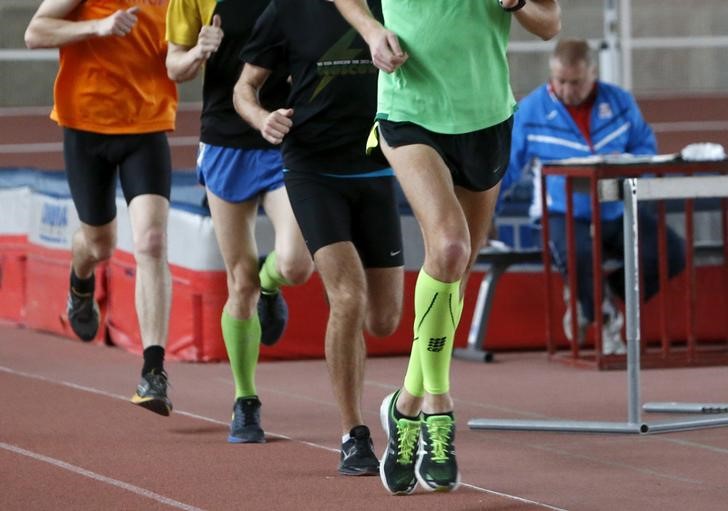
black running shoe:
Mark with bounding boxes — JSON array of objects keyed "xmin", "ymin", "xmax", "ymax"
[
  {"xmin": 130, "ymin": 370, "xmax": 173, "ymax": 417},
  {"xmin": 228, "ymin": 396, "xmax": 265, "ymax": 444},
  {"xmin": 339, "ymin": 425, "xmax": 379, "ymax": 476},
  {"xmin": 415, "ymin": 413, "xmax": 460, "ymax": 492},
  {"xmin": 379, "ymin": 390, "xmax": 421, "ymax": 495},
  {"xmin": 258, "ymin": 291, "xmax": 288, "ymax": 346},
  {"xmin": 66, "ymin": 287, "xmax": 99, "ymax": 342},
  {"xmin": 257, "ymin": 255, "xmax": 288, "ymax": 346}
]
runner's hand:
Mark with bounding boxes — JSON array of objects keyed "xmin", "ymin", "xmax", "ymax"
[
  {"xmin": 261, "ymin": 108, "xmax": 294, "ymax": 145},
  {"xmin": 367, "ymin": 27, "xmax": 407, "ymax": 73},
  {"xmin": 195, "ymin": 14, "xmax": 223, "ymax": 61},
  {"xmin": 499, "ymin": 0, "xmax": 521, "ymax": 8},
  {"xmin": 96, "ymin": 7, "xmax": 139, "ymax": 38}
]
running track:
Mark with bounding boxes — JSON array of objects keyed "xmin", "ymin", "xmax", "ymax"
[{"xmin": 2, "ymin": 325, "xmax": 728, "ymax": 510}]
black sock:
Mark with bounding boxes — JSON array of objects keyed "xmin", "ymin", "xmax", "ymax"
[
  {"xmin": 142, "ymin": 346, "xmax": 165, "ymax": 376},
  {"xmin": 70, "ymin": 269, "xmax": 95, "ymax": 295},
  {"xmin": 392, "ymin": 402, "xmax": 420, "ymax": 422},
  {"xmin": 422, "ymin": 411, "xmax": 454, "ymax": 420}
]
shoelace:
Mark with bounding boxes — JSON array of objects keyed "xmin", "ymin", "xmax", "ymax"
[
  {"xmin": 235, "ymin": 400, "xmax": 259, "ymax": 427},
  {"xmin": 68, "ymin": 291, "xmax": 94, "ymax": 320},
  {"xmin": 425, "ymin": 418, "xmax": 453, "ymax": 463},
  {"xmin": 395, "ymin": 420, "xmax": 420, "ymax": 465},
  {"xmin": 146, "ymin": 371, "xmax": 169, "ymax": 392}
]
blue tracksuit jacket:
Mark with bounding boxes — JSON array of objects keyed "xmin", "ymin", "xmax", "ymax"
[{"xmin": 503, "ymin": 81, "xmax": 657, "ymax": 221}]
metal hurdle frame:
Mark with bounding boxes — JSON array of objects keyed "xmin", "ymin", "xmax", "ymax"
[{"xmin": 469, "ymin": 174, "xmax": 728, "ymax": 435}]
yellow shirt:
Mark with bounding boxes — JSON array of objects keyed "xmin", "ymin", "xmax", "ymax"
[{"xmin": 166, "ymin": 0, "xmax": 216, "ymax": 47}]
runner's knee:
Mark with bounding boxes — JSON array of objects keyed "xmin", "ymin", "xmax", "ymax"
[
  {"xmin": 276, "ymin": 252, "xmax": 313, "ymax": 285},
  {"xmin": 366, "ymin": 309, "xmax": 401, "ymax": 337},
  {"xmin": 134, "ymin": 226, "xmax": 166, "ymax": 260},
  {"xmin": 78, "ymin": 229, "xmax": 116, "ymax": 262},
  {"xmin": 427, "ymin": 236, "xmax": 470, "ymax": 279}
]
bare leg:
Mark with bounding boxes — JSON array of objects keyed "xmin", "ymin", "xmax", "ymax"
[
  {"xmin": 127, "ymin": 194, "xmax": 170, "ymax": 349},
  {"xmin": 261, "ymin": 186, "xmax": 314, "ymax": 285},
  {"xmin": 455, "ymin": 183, "xmax": 502, "ymax": 296},
  {"xmin": 315, "ymin": 241, "xmax": 368, "ymax": 435},
  {"xmin": 206, "ymin": 191, "xmax": 260, "ymax": 318},
  {"xmin": 364, "ymin": 266, "xmax": 403, "ymax": 338},
  {"xmin": 71, "ymin": 220, "xmax": 117, "ymax": 278}
]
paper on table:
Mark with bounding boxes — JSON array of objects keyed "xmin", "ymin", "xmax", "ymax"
[{"xmin": 547, "ymin": 153, "xmax": 678, "ymax": 165}]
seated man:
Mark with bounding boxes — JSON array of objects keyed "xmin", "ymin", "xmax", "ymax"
[{"xmin": 504, "ymin": 38, "xmax": 685, "ymax": 355}]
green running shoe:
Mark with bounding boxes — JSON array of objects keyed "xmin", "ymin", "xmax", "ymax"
[{"xmin": 415, "ymin": 413, "xmax": 460, "ymax": 492}]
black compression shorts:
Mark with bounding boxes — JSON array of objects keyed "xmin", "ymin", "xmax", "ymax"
[
  {"xmin": 283, "ymin": 170, "xmax": 404, "ymax": 268},
  {"xmin": 377, "ymin": 116, "xmax": 513, "ymax": 192},
  {"xmin": 63, "ymin": 128, "xmax": 172, "ymax": 226}
]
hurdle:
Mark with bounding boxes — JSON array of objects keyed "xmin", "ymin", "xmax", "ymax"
[{"xmin": 469, "ymin": 174, "xmax": 728, "ymax": 434}]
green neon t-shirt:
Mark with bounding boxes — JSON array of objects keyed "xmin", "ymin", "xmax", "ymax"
[{"xmin": 377, "ymin": 0, "xmax": 516, "ymax": 134}]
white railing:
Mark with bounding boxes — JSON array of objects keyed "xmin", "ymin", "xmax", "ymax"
[{"xmin": 3, "ymin": 0, "xmax": 728, "ymax": 91}]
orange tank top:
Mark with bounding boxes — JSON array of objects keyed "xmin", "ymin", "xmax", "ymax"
[{"xmin": 51, "ymin": 0, "xmax": 177, "ymax": 134}]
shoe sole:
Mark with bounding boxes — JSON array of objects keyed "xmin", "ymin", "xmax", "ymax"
[
  {"xmin": 338, "ymin": 466, "xmax": 379, "ymax": 476},
  {"xmin": 378, "ymin": 391, "xmax": 417, "ymax": 495},
  {"xmin": 227, "ymin": 434, "xmax": 266, "ymax": 444},
  {"xmin": 131, "ymin": 394, "xmax": 172, "ymax": 417}
]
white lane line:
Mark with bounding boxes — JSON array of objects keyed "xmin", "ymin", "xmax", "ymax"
[
  {"xmin": 0, "ymin": 442, "xmax": 205, "ymax": 511},
  {"xmin": 650, "ymin": 435, "xmax": 728, "ymax": 455},
  {"xmin": 0, "ymin": 365, "xmax": 565, "ymax": 510},
  {"xmin": 0, "ymin": 365, "xmax": 336, "ymax": 453},
  {"xmin": 459, "ymin": 482, "xmax": 568, "ymax": 511}
]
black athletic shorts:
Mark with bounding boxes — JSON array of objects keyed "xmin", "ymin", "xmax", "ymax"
[
  {"xmin": 377, "ymin": 116, "xmax": 513, "ymax": 192},
  {"xmin": 63, "ymin": 128, "xmax": 172, "ymax": 226},
  {"xmin": 283, "ymin": 170, "xmax": 404, "ymax": 268}
]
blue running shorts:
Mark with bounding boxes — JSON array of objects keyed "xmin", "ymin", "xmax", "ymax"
[{"xmin": 196, "ymin": 143, "xmax": 285, "ymax": 203}]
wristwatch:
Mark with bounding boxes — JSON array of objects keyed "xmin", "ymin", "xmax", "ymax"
[{"xmin": 499, "ymin": 0, "xmax": 527, "ymax": 12}]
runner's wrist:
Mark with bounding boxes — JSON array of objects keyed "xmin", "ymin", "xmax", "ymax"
[{"xmin": 499, "ymin": 0, "xmax": 527, "ymax": 12}]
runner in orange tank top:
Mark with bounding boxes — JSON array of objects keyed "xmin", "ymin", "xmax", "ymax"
[{"xmin": 25, "ymin": 0, "xmax": 178, "ymax": 417}]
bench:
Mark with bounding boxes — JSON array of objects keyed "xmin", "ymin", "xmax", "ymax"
[{"xmin": 454, "ymin": 245, "xmax": 543, "ymax": 363}]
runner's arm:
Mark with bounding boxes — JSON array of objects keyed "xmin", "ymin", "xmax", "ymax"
[
  {"xmin": 25, "ymin": 0, "xmax": 139, "ymax": 49},
  {"xmin": 233, "ymin": 63, "xmax": 292, "ymax": 145},
  {"xmin": 333, "ymin": 0, "xmax": 407, "ymax": 73},
  {"xmin": 166, "ymin": 15, "xmax": 223, "ymax": 83},
  {"xmin": 513, "ymin": 0, "xmax": 561, "ymax": 40}
]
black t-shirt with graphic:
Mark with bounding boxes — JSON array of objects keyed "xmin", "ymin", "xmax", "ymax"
[
  {"xmin": 201, "ymin": 0, "xmax": 289, "ymax": 149},
  {"xmin": 241, "ymin": 0, "xmax": 383, "ymax": 174}
]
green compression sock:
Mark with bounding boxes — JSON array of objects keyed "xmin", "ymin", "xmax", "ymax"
[
  {"xmin": 412, "ymin": 269, "xmax": 460, "ymax": 395},
  {"xmin": 221, "ymin": 310, "xmax": 261, "ymax": 398},
  {"xmin": 404, "ymin": 292, "xmax": 465, "ymax": 398},
  {"xmin": 259, "ymin": 252, "xmax": 290, "ymax": 293},
  {"xmin": 403, "ymin": 336, "xmax": 424, "ymax": 398},
  {"xmin": 454, "ymin": 296, "xmax": 464, "ymax": 328}
]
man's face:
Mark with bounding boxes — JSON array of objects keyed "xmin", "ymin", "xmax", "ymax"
[{"xmin": 549, "ymin": 59, "xmax": 596, "ymax": 106}]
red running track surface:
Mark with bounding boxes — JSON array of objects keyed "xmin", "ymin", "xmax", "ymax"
[{"xmin": 2, "ymin": 325, "xmax": 728, "ymax": 510}]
